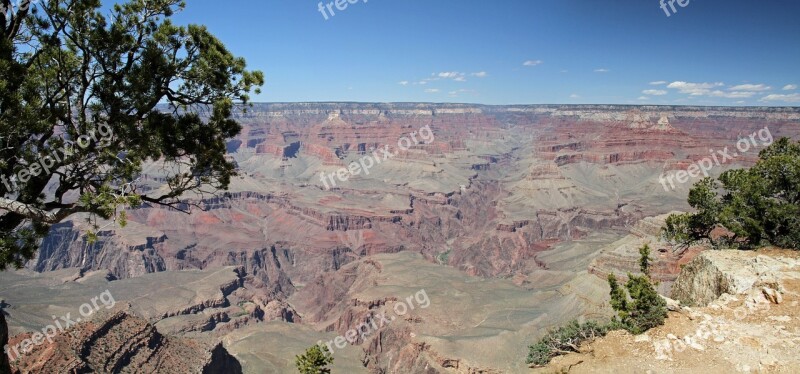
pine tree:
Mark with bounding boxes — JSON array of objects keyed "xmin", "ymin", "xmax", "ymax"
[
  {"xmin": 295, "ymin": 344, "xmax": 334, "ymax": 374},
  {"xmin": 607, "ymin": 244, "xmax": 667, "ymax": 334},
  {"xmin": 663, "ymin": 137, "xmax": 800, "ymax": 250},
  {"xmin": 0, "ymin": 0, "xmax": 263, "ymax": 269},
  {"xmin": 607, "ymin": 273, "xmax": 629, "ymax": 322},
  {"xmin": 639, "ymin": 244, "xmax": 651, "ymax": 276}
]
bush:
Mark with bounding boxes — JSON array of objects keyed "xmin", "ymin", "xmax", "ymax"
[
  {"xmin": 608, "ymin": 245, "xmax": 667, "ymax": 334},
  {"xmin": 526, "ymin": 320, "xmax": 610, "ymax": 367}
]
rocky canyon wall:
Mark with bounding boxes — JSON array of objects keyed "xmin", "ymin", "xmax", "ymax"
[{"xmin": 28, "ymin": 103, "xmax": 800, "ymax": 298}]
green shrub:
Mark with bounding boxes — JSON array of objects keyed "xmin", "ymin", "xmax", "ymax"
[
  {"xmin": 526, "ymin": 320, "xmax": 609, "ymax": 367},
  {"xmin": 295, "ymin": 344, "xmax": 333, "ymax": 374},
  {"xmin": 608, "ymin": 245, "xmax": 667, "ymax": 334}
]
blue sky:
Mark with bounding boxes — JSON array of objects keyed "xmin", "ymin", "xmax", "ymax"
[{"xmin": 171, "ymin": 0, "xmax": 800, "ymax": 106}]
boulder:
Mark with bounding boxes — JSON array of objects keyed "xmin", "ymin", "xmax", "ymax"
[{"xmin": 671, "ymin": 250, "xmax": 799, "ymax": 307}]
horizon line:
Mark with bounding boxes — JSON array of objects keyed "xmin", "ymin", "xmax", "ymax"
[{"xmin": 234, "ymin": 102, "xmax": 800, "ymax": 109}]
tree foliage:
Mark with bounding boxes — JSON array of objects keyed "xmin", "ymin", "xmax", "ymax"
[
  {"xmin": 0, "ymin": 0, "xmax": 263, "ymax": 268},
  {"xmin": 608, "ymin": 244, "xmax": 667, "ymax": 335},
  {"xmin": 663, "ymin": 137, "xmax": 800, "ymax": 250},
  {"xmin": 607, "ymin": 273, "xmax": 628, "ymax": 320},
  {"xmin": 638, "ymin": 243, "xmax": 651, "ymax": 276},
  {"xmin": 295, "ymin": 344, "xmax": 333, "ymax": 374}
]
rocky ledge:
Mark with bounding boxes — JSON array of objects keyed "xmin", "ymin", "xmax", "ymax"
[
  {"xmin": 7, "ymin": 307, "xmax": 242, "ymax": 374},
  {"xmin": 671, "ymin": 249, "xmax": 800, "ymax": 307}
]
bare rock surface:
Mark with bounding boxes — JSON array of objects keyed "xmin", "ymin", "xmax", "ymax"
[
  {"xmin": 223, "ymin": 321, "xmax": 369, "ymax": 373},
  {"xmin": 671, "ymin": 249, "xmax": 800, "ymax": 307},
  {"xmin": 7, "ymin": 306, "xmax": 241, "ymax": 374},
  {"xmin": 0, "ymin": 266, "xmax": 279, "ymax": 337}
]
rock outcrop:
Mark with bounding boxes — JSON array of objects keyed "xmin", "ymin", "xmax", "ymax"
[
  {"xmin": 671, "ymin": 249, "xmax": 800, "ymax": 307},
  {"xmin": 8, "ymin": 308, "xmax": 242, "ymax": 374},
  {"xmin": 0, "ymin": 265, "xmax": 289, "ymax": 345},
  {"xmin": 33, "ymin": 220, "xmax": 167, "ymax": 279},
  {"xmin": 588, "ymin": 213, "xmax": 704, "ymax": 294}
]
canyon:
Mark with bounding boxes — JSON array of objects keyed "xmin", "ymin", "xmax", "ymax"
[{"xmin": 3, "ymin": 103, "xmax": 800, "ymax": 373}]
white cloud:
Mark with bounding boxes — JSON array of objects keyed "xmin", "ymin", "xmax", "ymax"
[
  {"xmin": 424, "ymin": 88, "xmax": 440, "ymax": 93},
  {"xmin": 666, "ymin": 81, "xmax": 725, "ymax": 96},
  {"xmin": 666, "ymin": 81, "xmax": 771, "ymax": 100},
  {"xmin": 436, "ymin": 72, "xmax": 468, "ymax": 82},
  {"xmin": 638, "ymin": 96, "xmax": 650, "ymax": 100},
  {"xmin": 408, "ymin": 71, "xmax": 474, "ymax": 86},
  {"xmin": 784, "ymin": 84, "xmax": 798, "ymax": 91},
  {"xmin": 448, "ymin": 89, "xmax": 476, "ymax": 97},
  {"xmin": 569, "ymin": 94, "xmax": 580, "ymax": 99},
  {"xmin": 728, "ymin": 84, "xmax": 771, "ymax": 92},
  {"xmin": 560, "ymin": 70, "xmax": 568, "ymax": 73},
  {"xmin": 760, "ymin": 93, "xmax": 800, "ymax": 103},
  {"xmin": 523, "ymin": 60, "xmax": 543, "ymax": 66},
  {"xmin": 642, "ymin": 89, "xmax": 667, "ymax": 96},
  {"xmin": 649, "ymin": 81, "xmax": 667, "ymax": 85},
  {"xmin": 594, "ymin": 68, "xmax": 610, "ymax": 73},
  {"xmin": 438, "ymin": 72, "xmax": 461, "ymax": 79},
  {"xmin": 710, "ymin": 90, "xmax": 756, "ymax": 99}
]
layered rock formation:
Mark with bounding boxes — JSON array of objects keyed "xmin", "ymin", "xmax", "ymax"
[
  {"xmin": 33, "ymin": 220, "xmax": 167, "ymax": 279},
  {"xmin": 285, "ymin": 251, "xmax": 611, "ymax": 373},
  {"xmin": 588, "ymin": 213, "xmax": 705, "ymax": 294},
  {"xmin": 30, "ymin": 105, "xmax": 800, "ymax": 286},
  {"xmin": 0, "ymin": 265, "xmax": 295, "ymax": 342},
  {"xmin": 7, "ymin": 308, "xmax": 241, "ymax": 373}
]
